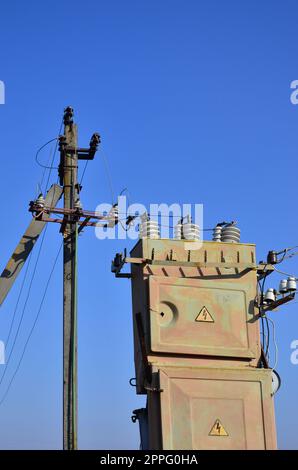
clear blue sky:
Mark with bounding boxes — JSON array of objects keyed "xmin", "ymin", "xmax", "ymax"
[{"xmin": 0, "ymin": 0, "xmax": 298, "ymax": 449}]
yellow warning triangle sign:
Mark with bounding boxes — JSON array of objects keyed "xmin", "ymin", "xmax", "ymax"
[
  {"xmin": 209, "ymin": 419, "xmax": 228, "ymax": 436},
  {"xmin": 195, "ymin": 306, "xmax": 214, "ymax": 323}
]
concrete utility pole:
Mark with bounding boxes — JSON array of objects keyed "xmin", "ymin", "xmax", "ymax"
[
  {"xmin": 61, "ymin": 107, "xmax": 79, "ymax": 450},
  {"xmin": 0, "ymin": 106, "xmax": 119, "ymax": 449},
  {"xmin": 58, "ymin": 107, "xmax": 104, "ymax": 449}
]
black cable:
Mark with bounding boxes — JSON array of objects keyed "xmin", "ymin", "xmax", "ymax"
[
  {"xmin": 277, "ymin": 250, "xmax": 287, "ymax": 264},
  {"xmin": 101, "ymin": 152, "xmax": 115, "ymax": 205},
  {"xmin": 258, "ymin": 271, "xmax": 271, "ymax": 362},
  {"xmin": 272, "ymin": 245, "xmax": 298, "ymax": 264},
  {"xmin": 4, "ymin": 252, "xmax": 32, "ymax": 349},
  {"xmin": 282, "ymin": 251, "xmax": 298, "ymax": 261},
  {"xmin": 79, "ymin": 150, "xmax": 115, "ymax": 204},
  {"xmin": 35, "ymin": 138, "xmax": 59, "ymax": 170},
  {"xmin": 0, "ymin": 242, "xmax": 63, "ymax": 407},
  {"xmin": 265, "ymin": 315, "xmax": 270, "ymax": 358},
  {"xmin": 261, "ymin": 315, "xmax": 265, "ymax": 352},
  {"xmin": 80, "ymin": 160, "xmax": 89, "ymax": 186},
  {"xmin": 44, "ymin": 121, "xmax": 63, "ymax": 194},
  {"xmin": 258, "ymin": 280, "xmax": 265, "ymax": 351},
  {"xmin": 39, "ymin": 146, "xmax": 54, "ymax": 197},
  {"xmin": 0, "ymin": 225, "xmax": 48, "ymax": 391}
]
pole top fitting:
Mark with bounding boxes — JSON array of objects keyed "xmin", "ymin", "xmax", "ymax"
[
  {"xmin": 63, "ymin": 106, "xmax": 74, "ymax": 126},
  {"xmin": 58, "ymin": 135, "xmax": 67, "ymax": 151},
  {"xmin": 90, "ymin": 133, "xmax": 101, "ymax": 151}
]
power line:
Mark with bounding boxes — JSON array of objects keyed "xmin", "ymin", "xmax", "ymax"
[
  {"xmin": 267, "ymin": 317, "xmax": 278, "ymax": 371},
  {"xmin": 282, "ymin": 251, "xmax": 298, "ymax": 261},
  {"xmin": 44, "ymin": 121, "xmax": 63, "ymax": 194},
  {"xmin": 264, "ymin": 314, "xmax": 270, "ymax": 358},
  {"xmin": 39, "ymin": 145, "xmax": 55, "ymax": 197},
  {"xmin": 35, "ymin": 138, "xmax": 59, "ymax": 170},
  {"xmin": 273, "ymin": 267, "xmax": 298, "ymax": 279},
  {"xmin": 80, "ymin": 151, "xmax": 115, "ymax": 206},
  {"xmin": 0, "ymin": 242, "xmax": 63, "ymax": 407},
  {"xmin": 0, "ymin": 225, "xmax": 48, "ymax": 391},
  {"xmin": 79, "ymin": 160, "xmax": 89, "ymax": 186},
  {"xmin": 101, "ymin": 152, "xmax": 115, "ymax": 205},
  {"xmin": 4, "ymin": 251, "xmax": 33, "ymax": 349},
  {"xmin": 36, "ymin": 120, "xmax": 63, "ymax": 196}
]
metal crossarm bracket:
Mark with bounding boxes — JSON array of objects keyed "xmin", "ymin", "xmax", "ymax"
[
  {"xmin": 111, "ymin": 252, "xmax": 268, "ymax": 279},
  {"xmin": 261, "ymin": 293, "xmax": 295, "ymax": 313},
  {"xmin": 0, "ymin": 184, "xmax": 63, "ymax": 306}
]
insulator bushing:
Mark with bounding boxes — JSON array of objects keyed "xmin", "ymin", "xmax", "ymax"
[
  {"xmin": 264, "ymin": 288, "xmax": 276, "ymax": 303},
  {"xmin": 35, "ymin": 194, "xmax": 45, "ymax": 209},
  {"xmin": 74, "ymin": 199, "xmax": 83, "ymax": 210},
  {"xmin": 174, "ymin": 223, "xmax": 182, "ymax": 240},
  {"xmin": 279, "ymin": 279, "xmax": 288, "ymax": 294},
  {"xmin": 287, "ymin": 277, "xmax": 297, "ymax": 292},
  {"xmin": 139, "ymin": 220, "xmax": 160, "ymax": 239},
  {"xmin": 267, "ymin": 251, "xmax": 277, "ymax": 265},
  {"xmin": 182, "ymin": 223, "xmax": 200, "ymax": 241},
  {"xmin": 212, "ymin": 225, "xmax": 222, "ymax": 242},
  {"xmin": 221, "ymin": 224, "xmax": 240, "ymax": 243}
]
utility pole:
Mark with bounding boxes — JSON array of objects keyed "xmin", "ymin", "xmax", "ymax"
[
  {"xmin": 61, "ymin": 107, "xmax": 79, "ymax": 450},
  {"xmin": 1, "ymin": 106, "xmax": 119, "ymax": 449},
  {"xmin": 58, "ymin": 107, "xmax": 104, "ymax": 450}
]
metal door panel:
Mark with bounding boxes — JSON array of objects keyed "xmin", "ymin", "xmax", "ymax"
[
  {"xmin": 149, "ymin": 275, "xmax": 259, "ymax": 358},
  {"xmin": 155, "ymin": 367, "xmax": 276, "ymax": 450}
]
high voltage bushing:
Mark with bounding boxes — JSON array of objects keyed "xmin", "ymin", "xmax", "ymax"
[
  {"xmin": 287, "ymin": 277, "xmax": 297, "ymax": 292},
  {"xmin": 212, "ymin": 222, "xmax": 240, "ymax": 243},
  {"xmin": 174, "ymin": 223, "xmax": 183, "ymax": 239},
  {"xmin": 264, "ymin": 288, "xmax": 276, "ymax": 303},
  {"xmin": 174, "ymin": 218, "xmax": 200, "ymax": 241},
  {"xmin": 221, "ymin": 223, "xmax": 241, "ymax": 243},
  {"xmin": 267, "ymin": 251, "xmax": 278, "ymax": 264},
  {"xmin": 279, "ymin": 279, "xmax": 288, "ymax": 294},
  {"xmin": 35, "ymin": 194, "xmax": 45, "ymax": 209},
  {"xmin": 182, "ymin": 222, "xmax": 200, "ymax": 240},
  {"xmin": 212, "ymin": 224, "xmax": 223, "ymax": 242},
  {"xmin": 139, "ymin": 218, "xmax": 160, "ymax": 239}
]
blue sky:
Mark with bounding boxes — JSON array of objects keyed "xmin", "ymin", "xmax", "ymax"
[{"xmin": 0, "ymin": 0, "xmax": 298, "ymax": 449}]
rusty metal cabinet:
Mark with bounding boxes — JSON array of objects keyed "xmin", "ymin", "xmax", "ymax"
[
  {"xmin": 148, "ymin": 367, "xmax": 276, "ymax": 450},
  {"xmin": 148, "ymin": 275, "xmax": 259, "ymax": 359},
  {"xmin": 126, "ymin": 239, "xmax": 277, "ymax": 449}
]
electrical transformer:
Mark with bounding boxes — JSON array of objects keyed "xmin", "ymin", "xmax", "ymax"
[{"xmin": 114, "ymin": 238, "xmax": 277, "ymax": 450}]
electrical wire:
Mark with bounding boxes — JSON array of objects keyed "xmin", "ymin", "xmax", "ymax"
[
  {"xmin": 115, "ymin": 214, "xmax": 215, "ymax": 231},
  {"xmin": 79, "ymin": 160, "xmax": 89, "ymax": 186},
  {"xmin": 39, "ymin": 146, "xmax": 54, "ymax": 197},
  {"xmin": 273, "ymin": 267, "xmax": 298, "ymax": 279},
  {"xmin": 37, "ymin": 120, "xmax": 63, "ymax": 196},
  {"xmin": 271, "ymin": 245, "xmax": 298, "ymax": 264},
  {"xmin": 278, "ymin": 245, "xmax": 298, "ymax": 253},
  {"xmin": 267, "ymin": 317, "xmax": 278, "ymax": 371},
  {"xmin": 0, "ymin": 242, "xmax": 63, "ymax": 407},
  {"xmin": 35, "ymin": 138, "xmax": 59, "ymax": 170},
  {"xmin": 79, "ymin": 151, "xmax": 115, "ymax": 206},
  {"xmin": 258, "ymin": 280, "xmax": 265, "ymax": 352},
  {"xmin": 44, "ymin": 121, "xmax": 63, "ymax": 194},
  {"xmin": 0, "ymin": 225, "xmax": 48, "ymax": 391},
  {"xmin": 258, "ymin": 271, "xmax": 271, "ymax": 359},
  {"xmin": 101, "ymin": 152, "xmax": 115, "ymax": 205},
  {"xmin": 4, "ymin": 252, "xmax": 33, "ymax": 349},
  {"xmin": 1, "ymin": 125, "xmax": 62, "ymax": 392},
  {"xmin": 282, "ymin": 251, "xmax": 298, "ymax": 261},
  {"xmin": 109, "ymin": 215, "xmax": 217, "ymax": 235},
  {"xmin": 264, "ymin": 314, "xmax": 270, "ymax": 358}
]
